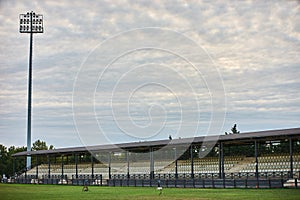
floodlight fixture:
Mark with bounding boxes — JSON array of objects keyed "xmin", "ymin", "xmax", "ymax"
[{"xmin": 19, "ymin": 11, "xmax": 44, "ymax": 33}]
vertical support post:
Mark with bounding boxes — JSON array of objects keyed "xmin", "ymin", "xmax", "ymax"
[
  {"xmin": 26, "ymin": 12, "xmax": 33, "ymax": 170},
  {"xmin": 61, "ymin": 155, "xmax": 64, "ymax": 178},
  {"xmin": 47, "ymin": 155, "xmax": 51, "ymax": 179},
  {"xmin": 108, "ymin": 152, "xmax": 111, "ymax": 179},
  {"xmin": 127, "ymin": 151, "xmax": 130, "ymax": 179},
  {"xmin": 24, "ymin": 156, "xmax": 27, "ymax": 179},
  {"xmin": 255, "ymin": 140, "xmax": 259, "ymax": 179},
  {"xmin": 289, "ymin": 138, "xmax": 294, "ymax": 179},
  {"xmin": 36, "ymin": 155, "xmax": 38, "ymax": 179},
  {"xmin": 13, "ymin": 157, "xmax": 16, "ymax": 177},
  {"xmin": 222, "ymin": 143, "xmax": 225, "ymax": 179},
  {"xmin": 174, "ymin": 147, "xmax": 178, "ymax": 179},
  {"xmin": 219, "ymin": 142, "xmax": 225, "ymax": 179},
  {"xmin": 219, "ymin": 142, "xmax": 222, "ymax": 179},
  {"xmin": 91, "ymin": 154, "xmax": 94, "ymax": 179},
  {"xmin": 190, "ymin": 145, "xmax": 194, "ymax": 179},
  {"xmin": 75, "ymin": 154, "xmax": 78, "ymax": 179},
  {"xmin": 150, "ymin": 147, "xmax": 154, "ymax": 179}
]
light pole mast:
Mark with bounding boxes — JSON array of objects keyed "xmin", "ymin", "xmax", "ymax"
[{"xmin": 19, "ymin": 11, "xmax": 43, "ymax": 170}]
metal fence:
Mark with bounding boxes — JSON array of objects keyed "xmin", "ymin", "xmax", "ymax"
[
  {"xmin": 107, "ymin": 178, "xmax": 288, "ymax": 189},
  {"xmin": 12, "ymin": 171, "xmax": 300, "ymax": 188}
]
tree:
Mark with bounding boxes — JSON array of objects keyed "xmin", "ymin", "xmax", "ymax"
[
  {"xmin": 0, "ymin": 145, "xmax": 27, "ymax": 178},
  {"xmin": 31, "ymin": 140, "xmax": 54, "ymax": 166},
  {"xmin": 0, "ymin": 144, "xmax": 8, "ymax": 177},
  {"xmin": 32, "ymin": 140, "xmax": 48, "ymax": 151},
  {"xmin": 7, "ymin": 146, "xmax": 27, "ymax": 177},
  {"xmin": 231, "ymin": 124, "xmax": 240, "ymax": 134},
  {"xmin": 0, "ymin": 140, "xmax": 54, "ymax": 178},
  {"xmin": 225, "ymin": 124, "xmax": 240, "ymax": 135}
]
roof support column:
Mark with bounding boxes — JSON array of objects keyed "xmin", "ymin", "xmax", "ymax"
[
  {"xmin": 24, "ymin": 157, "xmax": 27, "ymax": 179},
  {"xmin": 221, "ymin": 143, "xmax": 225, "ymax": 179},
  {"xmin": 150, "ymin": 147, "xmax": 154, "ymax": 179},
  {"xmin": 219, "ymin": 142, "xmax": 221, "ymax": 178},
  {"xmin": 289, "ymin": 138, "xmax": 294, "ymax": 179},
  {"xmin": 219, "ymin": 142, "xmax": 224, "ymax": 179},
  {"xmin": 254, "ymin": 140, "xmax": 259, "ymax": 179},
  {"xmin": 174, "ymin": 147, "xmax": 178, "ymax": 179},
  {"xmin": 47, "ymin": 155, "xmax": 51, "ymax": 179},
  {"xmin": 75, "ymin": 154, "xmax": 78, "ymax": 179},
  {"xmin": 91, "ymin": 154, "xmax": 94, "ymax": 179},
  {"xmin": 13, "ymin": 157, "xmax": 16, "ymax": 178},
  {"xmin": 35, "ymin": 155, "xmax": 38, "ymax": 179},
  {"xmin": 61, "ymin": 155, "xmax": 64, "ymax": 179},
  {"xmin": 127, "ymin": 151, "xmax": 130, "ymax": 179},
  {"xmin": 190, "ymin": 145, "xmax": 194, "ymax": 179},
  {"xmin": 108, "ymin": 152, "xmax": 111, "ymax": 179}
]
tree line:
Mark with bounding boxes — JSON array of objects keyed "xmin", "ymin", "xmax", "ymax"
[{"xmin": 0, "ymin": 140, "xmax": 54, "ymax": 179}]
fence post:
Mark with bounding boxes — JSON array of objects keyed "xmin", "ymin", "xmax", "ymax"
[
  {"xmin": 172, "ymin": 178, "xmax": 178, "ymax": 187},
  {"xmin": 193, "ymin": 178, "xmax": 195, "ymax": 188},
  {"xmin": 100, "ymin": 175, "xmax": 102, "ymax": 186}
]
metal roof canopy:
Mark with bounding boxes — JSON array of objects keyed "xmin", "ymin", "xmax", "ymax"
[{"xmin": 13, "ymin": 127, "xmax": 300, "ymax": 157}]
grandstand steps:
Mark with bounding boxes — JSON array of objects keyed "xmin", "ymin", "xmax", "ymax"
[
  {"xmin": 19, "ymin": 153, "xmax": 300, "ymax": 181},
  {"xmin": 157, "ymin": 162, "xmax": 175, "ymax": 174},
  {"xmin": 227, "ymin": 157, "xmax": 255, "ymax": 173}
]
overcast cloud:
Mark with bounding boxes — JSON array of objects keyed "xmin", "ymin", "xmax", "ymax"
[{"xmin": 0, "ymin": 0, "xmax": 299, "ymax": 148}]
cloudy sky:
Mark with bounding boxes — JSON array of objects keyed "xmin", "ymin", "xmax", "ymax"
[{"xmin": 0, "ymin": 0, "xmax": 299, "ymax": 148}]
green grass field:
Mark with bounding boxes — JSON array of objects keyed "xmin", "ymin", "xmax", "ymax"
[{"xmin": 1, "ymin": 184, "xmax": 300, "ymax": 200}]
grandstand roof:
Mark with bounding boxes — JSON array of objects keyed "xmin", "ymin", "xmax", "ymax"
[{"xmin": 13, "ymin": 127, "xmax": 300, "ymax": 157}]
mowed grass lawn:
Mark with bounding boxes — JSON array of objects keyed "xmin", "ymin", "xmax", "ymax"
[{"xmin": 1, "ymin": 184, "xmax": 300, "ymax": 200}]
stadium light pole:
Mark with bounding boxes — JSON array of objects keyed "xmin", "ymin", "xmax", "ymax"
[{"xmin": 19, "ymin": 11, "xmax": 44, "ymax": 170}]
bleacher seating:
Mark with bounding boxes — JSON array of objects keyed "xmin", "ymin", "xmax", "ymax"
[
  {"xmin": 241, "ymin": 154, "xmax": 300, "ymax": 173},
  {"xmin": 21, "ymin": 153, "xmax": 300, "ymax": 180}
]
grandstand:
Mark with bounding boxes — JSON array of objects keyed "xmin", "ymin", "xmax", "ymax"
[{"xmin": 12, "ymin": 127, "xmax": 300, "ymax": 188}]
